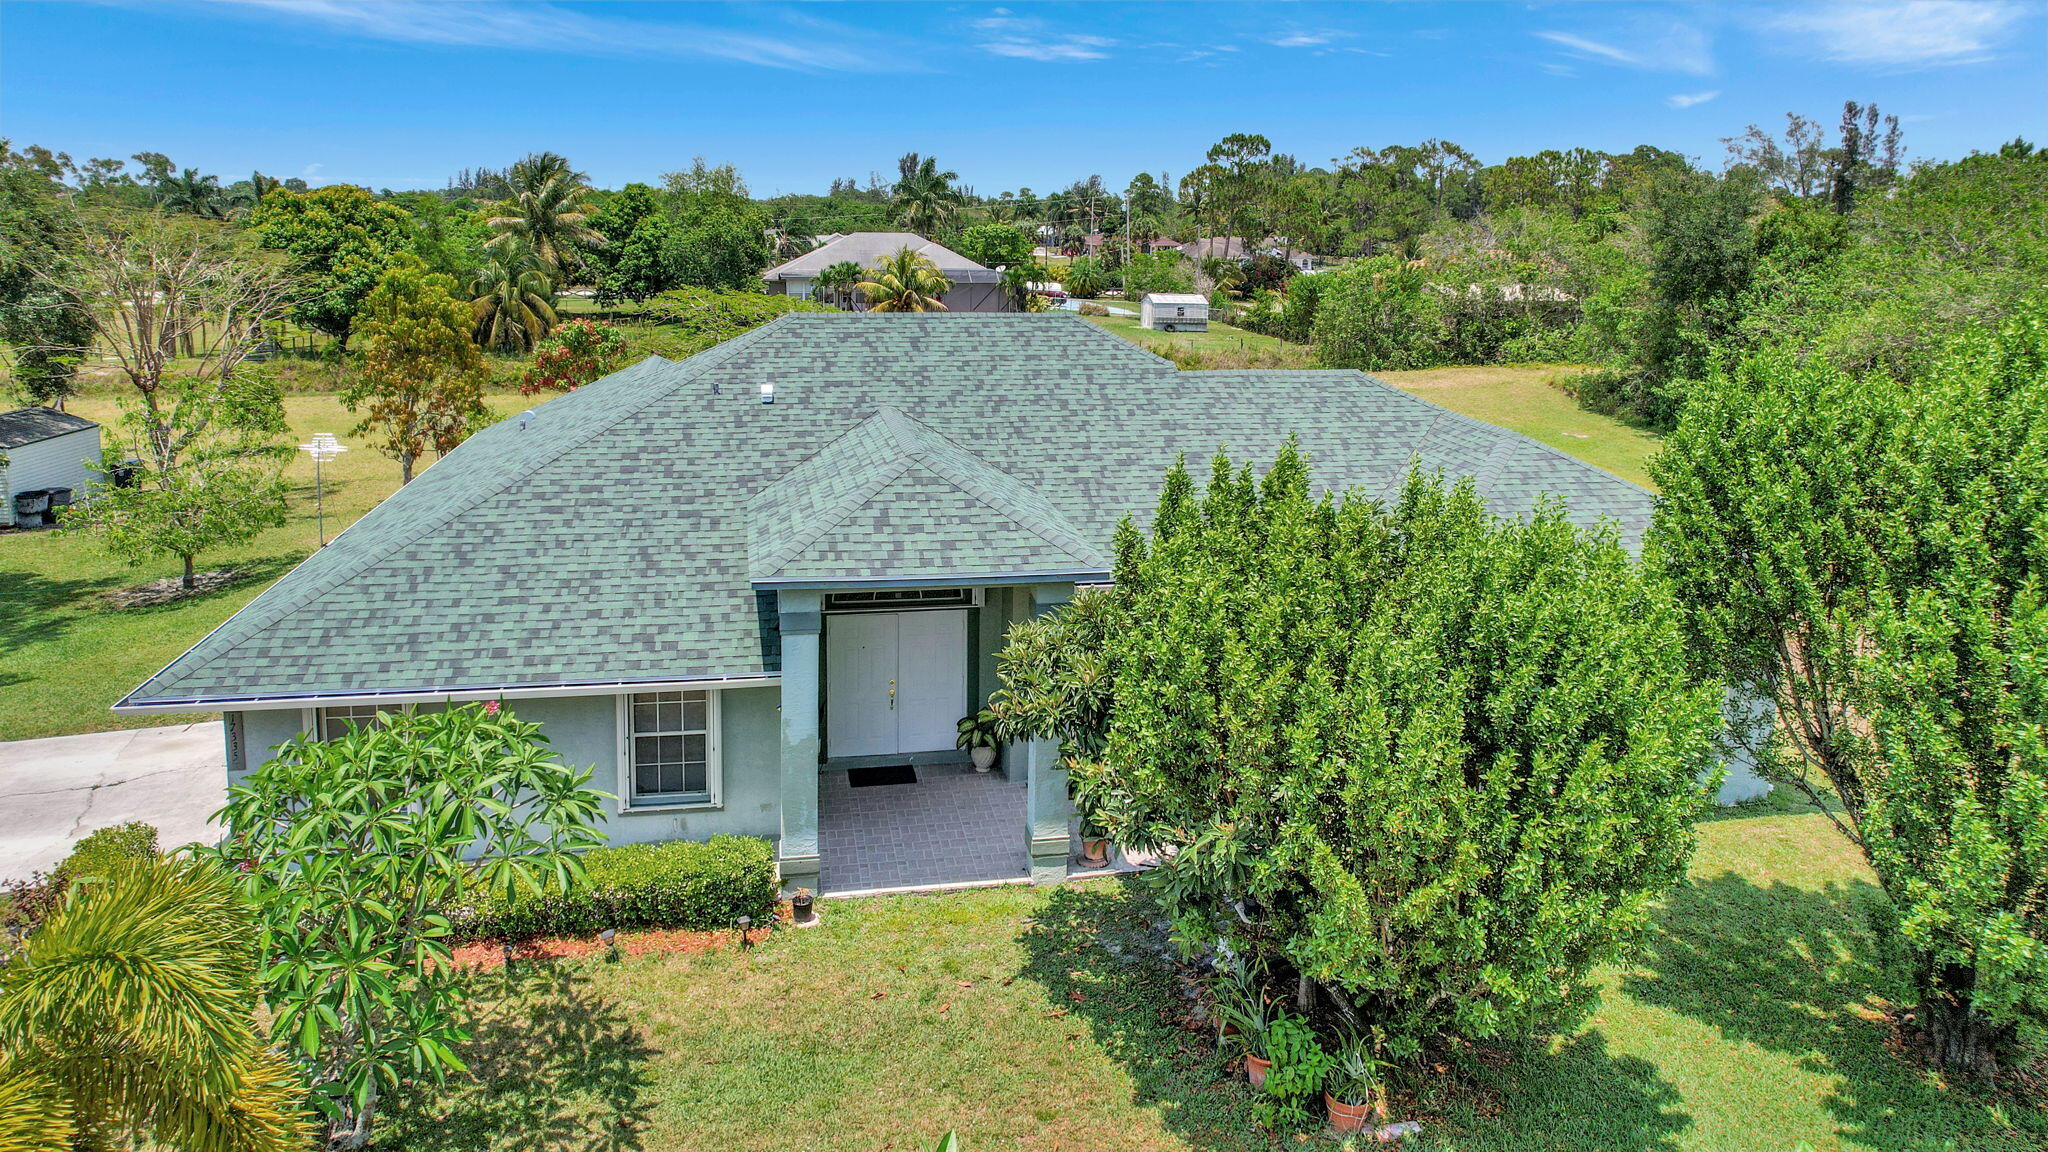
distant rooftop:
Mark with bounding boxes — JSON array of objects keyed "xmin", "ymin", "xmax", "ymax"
[{"xmin": 764, "ymin": 232, "xmax": 1000, "ymax": 283}]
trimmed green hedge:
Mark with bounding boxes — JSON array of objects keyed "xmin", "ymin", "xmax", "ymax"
[{"xmin": 450, "ymin": 835, "xmax": 777, "ymax": 942}]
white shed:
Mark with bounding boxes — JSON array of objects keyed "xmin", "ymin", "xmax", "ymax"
[
  {"xmin": 1140, "ymin": 292, "xmax": 1209, "ymax": 332},
  {"xmin": 1, "ymin": 407, "xmax": 101, "ymax": 528}
]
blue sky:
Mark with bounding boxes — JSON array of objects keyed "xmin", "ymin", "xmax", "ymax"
[{"xmin": 2, "ymin": 1, "xmax": 2042, "ymax": 195}]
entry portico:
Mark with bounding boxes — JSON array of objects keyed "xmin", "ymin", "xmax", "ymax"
[{"xmin": 772, "ymin": 579, "xmax": 1078, "ymax": 894}]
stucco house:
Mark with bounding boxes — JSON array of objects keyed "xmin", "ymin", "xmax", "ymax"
[
  {"xmin": 762, "ymin": 232, "xmax": 1010, "ymax": 313},
  {"xmin": 116, "ymin": 314, "xmax": 1761, "ymax": 895}
]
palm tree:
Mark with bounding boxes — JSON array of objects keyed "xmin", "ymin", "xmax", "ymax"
[
  {"xmin": 812, "ymin": 259, "xmax": 865, "ymax": 310},
  {"xmin": 891, "ymin": 153, "xmax": 964, "ymax": 237},
  {"xmin": 0, "ymin": 856, "xmax": 311, "ymax": 1152},
  {"xmin": 857, "ymin": 248, "xmax": 953, "ymax": 312},
  {"xmin": 487, "ymin": 152, "xmax": 604, "ymax": 281},
  {"xmin": 227, "ymin": 171, "xmax": 282, "ymax": 220},
  {"xmin": 156, "ymin": 167, "xmax": 226, "ymax": 219},
  {"xmin": 470, "ymin": 240, "xmax": 560, "ymax": 351}
]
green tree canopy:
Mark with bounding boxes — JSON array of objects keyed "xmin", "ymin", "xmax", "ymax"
[
  {"xmin": 955, "ymin": 222, "xmax": 1033, "ymax": 270},
  {"xmin": 1651, "ymin": 302, "xmax": 2048, "ymax": 1075},
  {"xmin": 345, "ymin": 253, "xmax": 490, "ymax": 484},
  {"xmin": 62, "ymin": 370, "xmax": 292, "ymax": 588},
  {"xmin": 251, "ymin": 184, "xmax": 416, "ymax": 345},
  {"xmin": 994, "ymin": 447, "xmax": 1719, "ymax": 1062}
]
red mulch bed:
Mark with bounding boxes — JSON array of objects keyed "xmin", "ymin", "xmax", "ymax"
[{"xmin": 451, "ymin": 907, "xmax": 791, "ymax": 970}]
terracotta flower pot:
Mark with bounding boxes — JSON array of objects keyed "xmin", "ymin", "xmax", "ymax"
[
  {"xmin": 1245, "ymin": 1054, "xmax": 1271, "ymax": 1089},
  {"xmin": 1325, "ymin": 1093, "xmax": 1371, "ymax": 1134}
]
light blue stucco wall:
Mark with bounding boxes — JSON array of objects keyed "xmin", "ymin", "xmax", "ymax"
[{"xmin": 224, "ymin": 685, "xmax": 787, "ymax": 849}]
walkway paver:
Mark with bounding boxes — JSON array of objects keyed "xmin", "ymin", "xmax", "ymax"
[
  {"xmin": 0, "ymin": 723, "xmax": 224, "ymax": 882},
  {"xmin": 818, "ymin": 763, "xmax": 1028, "ymax": 894}
]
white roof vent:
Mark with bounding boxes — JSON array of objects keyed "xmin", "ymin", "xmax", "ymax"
[
  {"xmin": 518, "ymin": 410, "xmax": 535, "ymax": 430},
  {"xmin": 760, "ymin": 383, "xmax": 775, "ymax": 404}
]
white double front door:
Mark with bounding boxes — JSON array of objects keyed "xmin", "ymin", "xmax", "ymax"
[{"xmin": 825, "ymin": 610, "xmax": 968, "ymax": 758}]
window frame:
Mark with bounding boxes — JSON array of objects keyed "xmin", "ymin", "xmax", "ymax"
[{"xmin": 614, "ymin": 689, "xmax": 723, "ymax": 812}]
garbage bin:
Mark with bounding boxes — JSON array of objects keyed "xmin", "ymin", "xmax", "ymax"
[
  {"xmin": 13, "ymin": 489, "xmax": 51, "ymax": 528},
  {"xmin": 47, "ymin": 487, "xmax": 74, "ymax": 520}
]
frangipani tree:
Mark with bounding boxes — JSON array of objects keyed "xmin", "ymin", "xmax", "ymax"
[
  {"xmin": 217, "ymin": 703, "xmax": 607, "ymax": 1147},
  {"xmin": 995, "ymin": 445, "xmax": 1720, "ymax": 1061}
]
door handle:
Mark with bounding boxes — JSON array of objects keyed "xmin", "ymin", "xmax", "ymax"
[{"xmin": 889, "ymin": 679, "xmax": 896, "ymax": 709}]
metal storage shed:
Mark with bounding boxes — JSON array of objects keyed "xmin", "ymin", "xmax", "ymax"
[
  {"xmin": 1140, "ymin": 293, "xmax": 1209, "ymax": 332},
  {"xmin": 0, "ymin": 407, "xmax": 101, "ymax": 528}
]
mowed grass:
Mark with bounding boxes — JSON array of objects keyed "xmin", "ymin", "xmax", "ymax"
[
  {"xmin": 1081, "ymin": 310, "xmax": 1315, "ymax": 365},
  {"xmin": 373, "ymin": 809, "xmax": 2043, "ymax": 1152},
  {"xmin": 1376, "ymin": 363, "xmax": 1665, "ymax": 490},
  {"xmin": 1081, "ymin": 315, "xmax": 1662, "ymax": 490},
  {"xmin": 0, "ymin": 387, "xmax": 529, "ymax": 742}
]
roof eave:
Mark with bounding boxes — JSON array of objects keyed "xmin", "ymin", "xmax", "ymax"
[{"xmin": 752, "ymin": 568, "xmax": 1110, "ymax": 591}]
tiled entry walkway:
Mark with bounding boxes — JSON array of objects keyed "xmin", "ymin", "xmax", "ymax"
[{"xmin": 818, "ymin": 763, "xmax": 1029, "ymax": 894}]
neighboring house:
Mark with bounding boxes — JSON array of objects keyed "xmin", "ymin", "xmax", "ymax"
[
  {"xmin": 1140, "ymin": 292, "xmax": 1209, "ymax": 332},
  {"xmin": 116, "ymin": 314, "xmax": 1766, "ymax": 897},
  {"xmin": 762, "ymin": 232, "xmax": 1010, "ymax": 313},
  {"xmin": 1081, "ymin": 233, "xmax": 1181, "ymax": 256},
  {"xmin": 0, "ymin": 407, "xmax": 100, "ymax": 528},
  {"xmin": 1181, "ymin": 237, "xmax": 1251, "ymax": 264}
]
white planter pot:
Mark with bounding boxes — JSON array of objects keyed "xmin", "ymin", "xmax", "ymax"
[{"xmin": 970, "ymin": 745, "xmax": 998, "ymax": 772}]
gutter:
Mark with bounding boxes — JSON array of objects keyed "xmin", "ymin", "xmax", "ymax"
[{"xmin": 112, "ymin": 673, "xmax": 783, "ymax": 715}]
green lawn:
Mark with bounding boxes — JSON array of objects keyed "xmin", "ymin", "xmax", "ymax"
[
  {"xmin": 376, "ymin": 809, "xmax": 2042, "ymax": 1151},
  {"xmin": 0, "ymin": 389, "xmax": 530, "ymax": 742},
  {"xmin": 1080, "ymin": 315, "xmax": 1662, "ymax": 489},
  {"xmin": 1376, "ymin": 364, "xmax": 1665, "ymax": 490}
]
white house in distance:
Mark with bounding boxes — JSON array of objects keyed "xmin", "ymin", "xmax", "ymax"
[
  {"xmin": 0, "ymin": 406, "xmax": 100, "ymax": 528},
  {"xmin": 762, "ymin": 232, "xmax": 1011, "ymax": 313},
  {"xmin": 1140, "ymin": 293, "xmax": 1209, "ymax": 333}
]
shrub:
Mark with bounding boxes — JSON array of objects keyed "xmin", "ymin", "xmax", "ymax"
[
  {"xmin": 451, "ymin": 835, "xmax": 777, "ymax": 941},
  {"xmin": 57, "ymin": 821, "xmax": 159, "ymax": 883},
  {"xmin": 519, "ymin": 318, "xmax": 630, "ymax": 395},
  {"xmin": 2, "ymin": 821, "xmax": 160, "ymax": 936},
  {"xmin": 610, "ymin": 286, "xmax": 835, "ymax": 360}
]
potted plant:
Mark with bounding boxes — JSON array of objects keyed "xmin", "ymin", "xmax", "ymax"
[
  {"xmin": 955, "ymin": 710, "xmax": 1001, "ymax": 772},
  {"xmin": 1324, "ymin": 1036, "xmax": 1385, "ymax": 1135},
  {"xmin": 790, "ymin": 887, "xmax": 818, "ymax": 927},
  {"xmin": 1077, "ymin": 816, "xmax": 1112, "ymax": 868},
  {"xmin": 1210, "ymin": 964, "xmax": 1276, "ymax": 1087}
]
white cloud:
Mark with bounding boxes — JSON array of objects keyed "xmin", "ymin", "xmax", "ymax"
[
  {"xmin": 1667, "ymin": 90, "xmax": 1721, "ymax": 109},
  {"xmin": 972, "ymin": 8, "xmax": 1113, "ymax": 62},
  {"xmin": 301, "ymin": 162, "xmax": 324, "ymax": 177},
  {"xmin": 1762, "ymin": 1, "xmax": 2027, "ymax": 69},
  {"xmin": 1270, "ymin": 33, "xmax": 1331, "ymax": 48},
  {"xmin": 1535, "ymin": 22, "xmax": 1715, "ymax": 76},
  {"xmin": 173, "ymin": 0, "xmax": 909, "ymax": 72}
]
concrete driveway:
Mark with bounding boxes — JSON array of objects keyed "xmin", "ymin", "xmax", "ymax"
[{"xmin": 0, "ymin": 723, "xmax": 225, "ymax": 883}]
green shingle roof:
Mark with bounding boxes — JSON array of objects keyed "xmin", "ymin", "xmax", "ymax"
[
  {"xmin": 748, "ymin": 407, "xmax": 1106, "ymax": 583},
  {"xmin": 121, "ymin": 313, "xmax": 1654, "ymax": 708}
]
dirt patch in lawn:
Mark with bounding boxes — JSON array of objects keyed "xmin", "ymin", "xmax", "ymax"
[{"xmin": 102, "ymin": 569, "xmax": 245, "ymax": 608}]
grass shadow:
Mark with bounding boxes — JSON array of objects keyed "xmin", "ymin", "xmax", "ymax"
[
  {"xmin": 374, "ymin": 962, "xmax": 657, "ymax": 1152},
  {"xmin": 1623, "ymin": 872, "xmax": 2046, "ymax": 1152},
  {"xmin": 0, "ymin": 564, "xmax": 123, "ymax": 649},
  {"xmin": 1020, "ymin": 879, "xmax": 1689, "ymax": 1151}
]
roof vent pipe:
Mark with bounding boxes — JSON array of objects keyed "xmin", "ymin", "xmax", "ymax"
[
  {"xmin": 760, "ymin": 383, "xmax": 775, "ymax": 405},
  {"xmin": 518, "ymin": 410, "xmax": 535, "ymax": 430}
]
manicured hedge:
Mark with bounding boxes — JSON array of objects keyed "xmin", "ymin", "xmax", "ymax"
[{"xmin": 449, "ymin": 835, "xmax": 777, "ymax": 942}]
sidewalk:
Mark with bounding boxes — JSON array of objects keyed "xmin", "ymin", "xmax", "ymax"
[{"xmin": 0, "ymin": 723, "xmax": 225, "ymax": 883}]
